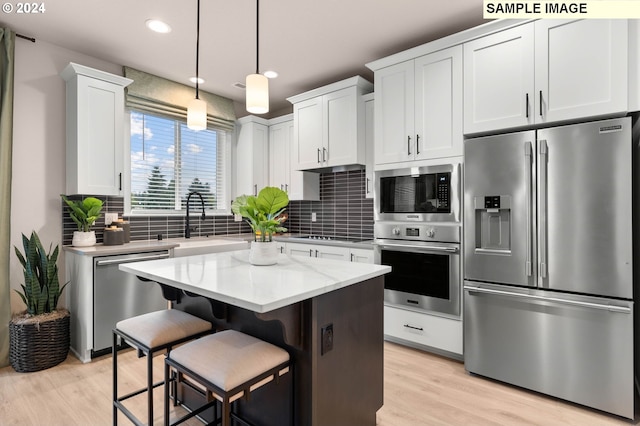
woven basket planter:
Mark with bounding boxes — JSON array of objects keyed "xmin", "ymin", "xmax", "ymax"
[{"xmin": 9, "ymin": 309, "xmax": 70, "ymax": 373}]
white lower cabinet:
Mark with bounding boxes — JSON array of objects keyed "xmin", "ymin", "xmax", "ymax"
[
  {"xmin": 284, "ymin": 242, "xmax": 373, "ymax": 263},
  {"xmin": 350, "ymin": 248, "xmax": 374, "ymax": 264},
  {"xmin": 286, "ymin": 242, "xmax": 349, "ymax": 261},
  {"xmin": 384, "ymin": 304, "xmax": 462, "ymax": 357}
]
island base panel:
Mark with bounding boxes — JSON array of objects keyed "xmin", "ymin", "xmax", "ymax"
[{"xmin": 174, "ymin": 276, "xmax": 384, "ymax": 426}]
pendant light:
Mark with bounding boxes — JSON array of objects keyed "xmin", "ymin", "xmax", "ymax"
[
  {"xmin": 246, "ymin": 0, "xmax": 269, "ymax": 114},
  {"xmin": 187, "ymin": 0, "xmax": 207, "ymax": 130}
]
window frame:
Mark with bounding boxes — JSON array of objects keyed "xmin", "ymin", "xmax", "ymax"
[{"xmin": 124, "ymin": 110, "xmax": 233, "ymax": 216}]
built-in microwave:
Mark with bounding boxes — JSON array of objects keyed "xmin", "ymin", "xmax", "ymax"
[{"xmin": 374, "ymin": 164, "xmax": 461, "ymax": 223}]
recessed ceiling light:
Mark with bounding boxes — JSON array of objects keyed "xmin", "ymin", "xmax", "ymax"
[
  {"xmin": 190, "ymin": 77, "xmax": 205, "ymax": 84},
  {"xmin": 263, "ymin": 70, "xmax": 278, "ymax": 79},
  {"xmin": 145, "ymin": 19, "xmax": 172, "ymax": 34}
]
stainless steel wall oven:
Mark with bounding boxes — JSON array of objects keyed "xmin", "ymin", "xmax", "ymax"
[{"xmin": 374, "ymin": 164, "xmax": 462, "ymax": 318}]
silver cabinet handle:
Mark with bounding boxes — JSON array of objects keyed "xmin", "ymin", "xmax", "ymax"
[
  {"xmin": 525, "ymin": 93, "xmax": 529, "ymax": 118},
  {"xmin": 254, "ymin": 184, "xmax": 258, "ymax": 196},
  {"xmin": 365, "ymin": 178, "xmax": 370, "ymax": 194},
  {"xmin": 350, "ymin": 253, "xmax": 354, "ymax": 262},
  {"xmin": 309, "ymin": 249, "xmax": 313, "ymax": 257},
  {"xmin": 317, "ymin": 148, "xmax": 321, "ymax": 163},
  {"xmin": 407, "ymin": 135, "xmax": 411, "ymax": 155},
  {"xmin": 96, "ymin": 253, "xmax": 170, "ymax": 266},
  {"xmin": 416, "ymin": 134, "xmax": 420, "ymax": 155},
  {"xmin": 322, "ymin": 147, "xmax": 327, "ymax": 163},
  {"xmin": 375, "ymin": 241, "xmax": 458, "ymax": 254},
  {"xmin": 315, "ymin": 249, "xmax": 319, "ymax": 257},
  {"xmin": 464, "ymin": 285, "xmax": 631, "ymax": 314},
  {"xmin": 285, "ymin": 184, "xmax": 288, "ymax": 192},
  {"xmin": 524, "ymin": 141, "xmax": 533, "ymax": 277},
  {"xmin": 539, "ymin": 140, "xmax": 548, "ymax": 279}
]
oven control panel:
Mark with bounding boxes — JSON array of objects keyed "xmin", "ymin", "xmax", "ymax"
[{"xmin": 375, "ymin": 222, "xmax": 460, "ymax": 244}]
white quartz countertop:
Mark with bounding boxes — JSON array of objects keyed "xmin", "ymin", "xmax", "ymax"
[{"xmin": 119, "ymin": 250, "xmax": 391, "ymax": 313}]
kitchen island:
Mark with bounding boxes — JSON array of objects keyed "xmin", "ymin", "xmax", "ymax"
[{"xmin": 120, "ymin": 250, "xmax": 391, "ymax": 426}]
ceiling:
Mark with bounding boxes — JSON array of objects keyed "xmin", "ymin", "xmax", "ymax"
[{"xmin": 0, "ymin": 0, "xmax": 486, "ymax": 118}]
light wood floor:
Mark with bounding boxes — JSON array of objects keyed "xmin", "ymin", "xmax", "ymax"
[{"xmin": 0, "ymin": 342, "xmax": 635, "ymax": 425}]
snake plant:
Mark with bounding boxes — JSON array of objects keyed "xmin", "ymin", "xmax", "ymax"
[
  {"xmin": 61, "ymin": 194, "xmax": 103, "ymax": 232},
  {"xmin": 14, "ymin": 231, "xmax": 69, "ymax": 316}
]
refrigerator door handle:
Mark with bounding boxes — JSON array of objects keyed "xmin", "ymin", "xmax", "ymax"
[
  {"xmin": 539, "ymin": 139, "xmax": 548, "ymax": 279},
  {"xmin": 525, "ymin": 141, "xmax": 533, "ymax": 276},
  {"xmin": 464, "ymin": 285, "xmax": 631, "ymax": 314}
]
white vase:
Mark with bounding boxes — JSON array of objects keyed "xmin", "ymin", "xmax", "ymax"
[
  {"xmin": 249, "ymin": 241, "xmax": 278, "ymax": 266},
  {"xmin": 72, "ymin": 231, "xmax": 96, "ymax": 247}
]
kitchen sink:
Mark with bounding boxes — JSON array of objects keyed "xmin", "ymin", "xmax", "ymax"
[{"xmin": 172, "ymin": 237, "xmax": 249, "ymax": 257}]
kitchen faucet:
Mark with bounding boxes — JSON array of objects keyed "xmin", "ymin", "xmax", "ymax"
[{"xmin": 185, "ymin": 191, "xmax": 206, "ymax": 239}]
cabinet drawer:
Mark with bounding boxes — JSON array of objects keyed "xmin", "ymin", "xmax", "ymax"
[{"xmin": 384, "ymin": 305, "xmax": 462, "ymax": 355}]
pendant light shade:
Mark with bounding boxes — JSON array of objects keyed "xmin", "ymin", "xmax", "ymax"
[
  {"xmin": 187, "ymin": 97, "xmax": 207, "ymax": 130},
  {"xmin": 246, "ymin": 0, "xmax": 269, "ymax": 114},
  {"xmin": 187, "ymin": 0, "xmax": 207, "ymax": 130},
  {"xmin": 246, "ymin": 73, "xmax": 269, "ymax": 114}
]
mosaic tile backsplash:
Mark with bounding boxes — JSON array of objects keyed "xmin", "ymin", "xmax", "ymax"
[{"xmin": 62, "ymin": 169, "xmax": 374, "ymax": 245}]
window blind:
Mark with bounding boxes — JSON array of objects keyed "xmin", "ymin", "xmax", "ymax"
[
  {"xmin": 130, "ymin": 112, "xmax": 230, "ymax": 214},
  {"xmin": 123, "ymin": 66, "xmax": 236, "ymax": 131}
]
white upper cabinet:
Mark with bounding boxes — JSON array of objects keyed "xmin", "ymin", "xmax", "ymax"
[
  {"xmin": 534, "ymin": 19, "xmax": 627, "ymax": 124},
  {"xmin": 375, "ymin": 45, "xmax": 462, "ymax": 166},
  {"xmin": 464, "ymin": 24, "xmax": 535, "ymax": 134},
  {"xmin": 464, "ymin": 19, "xmax": 628, "ymax": 134},
  {"xmin": 363, "ymin": 93, "xmax": 375, "ymax": 199},
  {"xmin": 235, "ymin": 116, "xmax": 269, "ymax": 197},
  {"xmin": 61, "ymin": 63, "xmax": 132, "ymax": 196},
  {"xmin": 288, "ymin": 76, "xmax": 373, "ymax": 171},
  {"xmin": 268, "ymin": 115, "xmax": 319, "ymax": 201}
]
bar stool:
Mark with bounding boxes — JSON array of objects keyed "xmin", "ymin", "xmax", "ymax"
[
  {"xmin": 113, "ymin": 309, "xmax": 213, "ymax": 425},
  {"xmin": 164, "ymin": 329, "xmax": 291, "ymax": 426}
]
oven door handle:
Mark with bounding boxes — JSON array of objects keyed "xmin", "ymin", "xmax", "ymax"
[{"xmin": 375, "ymin": 242, "xmax": 459, "ymax": 254}]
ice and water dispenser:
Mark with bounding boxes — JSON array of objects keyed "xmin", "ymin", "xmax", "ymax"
[{"xmin": 474, "ymin": 195, "xmax": 511, "ymax": 254}]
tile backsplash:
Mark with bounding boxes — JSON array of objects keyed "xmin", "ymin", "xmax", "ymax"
[
  {"xmin": 286, "ymin": 170, "xmax": 374, "ymax": 241},
  {"xmin": 61, "ymin": 169, "xmax": 374, "ymax": 245}
]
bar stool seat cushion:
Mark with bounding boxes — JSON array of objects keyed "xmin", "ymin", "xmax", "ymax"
[
  {"xmin": 116, "ymin": 309, "xmax": 212, "ymax": 348},
  {"xmin": 169, "ymin": 330, "xmax": 290, "ymax": 391}
]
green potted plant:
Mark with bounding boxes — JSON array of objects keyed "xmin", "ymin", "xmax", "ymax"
[
  {"xmin": 61, "ymin": 194, "xmax": 103, "ymax": 246},
  {"xmin": 231, "ymin": 186, "xmax": 289, "ymax": 265},
  {"xmin": 9, "ymin": 231, "xmax": 71, "ymax": 372}
]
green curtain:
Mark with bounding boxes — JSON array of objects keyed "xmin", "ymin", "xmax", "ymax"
[{"xmin": 0, "ymin": 28, "xmax": 15, "ymax": 368}]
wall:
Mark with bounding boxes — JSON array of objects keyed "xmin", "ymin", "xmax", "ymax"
[{"xmin": 10, "ymin": 38, "xmax": 121, "ymax": 313}]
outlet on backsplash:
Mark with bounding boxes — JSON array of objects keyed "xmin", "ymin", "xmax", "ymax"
[
  {"xmin": 312, "ymin": 212, "xmax": 317, "ymax": 222},
  {"xmin": 105, "ymin": 212, "xmax": 118, "ymax": 225}
]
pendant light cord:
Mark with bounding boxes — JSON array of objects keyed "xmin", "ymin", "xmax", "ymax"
[
  {"xmin": 195, "ymin": 0, "xmax": 201, "ymax": 99},
  {"xmin": 255, "ymin": 0, "xmax": 259, "ymax": 74}
]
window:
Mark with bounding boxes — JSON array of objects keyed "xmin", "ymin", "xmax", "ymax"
[{"xmin": 129, "ymin": 111, "xmax": 231, "ymax": 214}]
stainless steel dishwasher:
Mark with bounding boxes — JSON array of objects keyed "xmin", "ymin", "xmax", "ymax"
[{"xmin": 93, "ymin": 250, "xmax": 170, "ymax": 357}]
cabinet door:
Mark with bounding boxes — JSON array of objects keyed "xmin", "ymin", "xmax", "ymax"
[
  {"xmin": 269, "ymin": 122, "xmax": 289, "ymax": 191},
  {"xmin": 236, "ymin": 120, "xmax": 268, "ymax": 197},
  {"xmin": 534, "ymin": 19, "xmax": 627, "ymax": 124},
  {"xmin": 293, "ymin": 97, "xmax": 324, "ymax": 170},
  {"xmin": 414, "ymin": 45, "xmax": 463, "ymax": 160},
  {"xmin": 464, "ymin": 24, "xmax": 534, "ymax": 134},
  {"xmin": 350, "ymin": 248, "xmax": 374, "ymax": 264},
  {"xmin": 71, "ymin": 76, "xmax": 125, "ymax": 195},
  {"xmin": 315, "ymin": 245, "xmax": 350, "ymax": 261},
  {"xmin": 324, "ymin": 87, "xmax": 361, "ymax": 167},
  {"xmin": 364, "ymin": 96, "xmax": 375, "ymax": 199},
  {"xmin": 374, "ymin": 61, "xmax": 414, "ymax": 165},
  {"xmin": 286, "ymin": 242, "xmax": 314, "ymax": 257}
]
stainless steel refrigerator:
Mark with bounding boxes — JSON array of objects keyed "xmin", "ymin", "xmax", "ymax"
[{"xmin": 463, "ymin": 117, "xmax": 635, "ymax": 419}]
